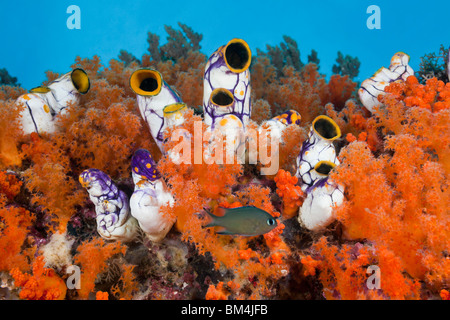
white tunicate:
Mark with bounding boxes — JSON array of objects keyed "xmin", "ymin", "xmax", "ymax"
[{"xmin": 359, "ymin": 52, "xmax": 414, "ymax": 113}]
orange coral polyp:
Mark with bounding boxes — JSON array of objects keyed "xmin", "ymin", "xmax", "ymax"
[
  {"xmin": 96, "ymin": 291, "xmax": 109, "ymax": 300},
  {"xmin": 384, "ymin": 75, "xmax": 450, "ymax": 112},
  {"xmin": 205, "ymin": 282, "xmax": 229, "ymax": 300},
  {"xmin": 274, "ymin": 169, "xmax": 304, "ymax": 219},
  {"xmin": 10, "ymin": 257, "xmax": 67, "ymax": 300}
]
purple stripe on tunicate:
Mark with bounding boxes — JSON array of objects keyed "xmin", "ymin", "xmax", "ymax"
[
  {"xmin": 205, "ymin": 48, "xmax": 227, "ymax": 75},
  {"xmin": 305, "ymin": 176, "xmax": 329, "ymax": 195},
  {"xmin": 25, "ymin": 100, "xmax": 40, "ymax": 134},
  {"xmin": 80, "ymin": 169, "xmax": 119, "ymax": 200},
  {"xmin": 109, "ymin": 213, "xmax": 118, "ymax": 225},
  {"xmin": 297, "ymin": 135, "xmax": 315, "ymax": 164},
  {"xmin": 141, "ymin": 100, "xmax": 164, "ymax": 144},
  {"xmin": 204, "ymin": 48, "xmax": 251, "ymax": 125}
]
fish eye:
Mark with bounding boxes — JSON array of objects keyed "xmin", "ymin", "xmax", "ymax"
[{"xmin": 267, "ymin": 218, "xmax": 276, "ymax": 226}]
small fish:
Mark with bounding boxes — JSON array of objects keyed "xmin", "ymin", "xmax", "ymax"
[{"xmin": 204, "ymin": 206, "xmax": 278, "ymax": 236}]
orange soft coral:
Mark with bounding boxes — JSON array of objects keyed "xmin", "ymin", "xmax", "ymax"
[
  {"xmin": 0, "ymin": 170, "xmax": 22, "ymax": 201},
  {"xmin": 10, "ymin": 256, "xmax": 66, "ymax": 300},
  {"xmin": 274, "ymin": 169, "xmax": 304, "ymax": 219},
  {"xmin": 251, "ymin": 60, "xmax": 323, "ymax": 125},
  {"xmin": 0, "ymin": 99, "xmax": 24, "ymax": 168},
  {"xmin": 322, "ymin": 74, "xmax": 357, "ymax": 111},
  {"xmin": 326, "ymin": 99, "xmax": 380, "ymax": 152},
  {"xmin": 301, "ymin": 237, "xmax": 420, "ymax": 300},
  {"xmin": 23, "ymin": 163, "xmax": 85, "ymax": 233},
  {"xmin": 440, "ymin": 289, "xmax": 450, "ymax": 300},
  {"xmin": 205, "ymin": 282, "xmax": 229, "ymax": 300},
  {"xmin": 2, "ymin": 31, "xmax": 448, "ymax": 301},
  {"xmin": 0, "ymin": 203, "xmax": 35, "ymax": 272},
  {"xmin": 170, "ymin": 51, "xmax": 206, "ymax": 108},
  {"xmin": 385, "ymin": 76, "xmax": 450, "ymax": 112},
  {"xmin": 96, "ymin": 291, "xmax": 109, "ymax": 300},
  {"xmin": 300, "ymin": 255, "xmax": 320, "ymax": 277},
  {"xmin": 379, "ymin": 76, "xmax": 450, "ymax": 172},
  {"xmin": 251, "ymin": 99, "xmax": 272, "ymax": 124},
  {"xmin": 73, "ymin": 237, "xmax": 127, "ymax": 299},
  {"xmin": 142, "ymin": 50, "xmax": 206, "ymax": 109},
  {"xmin": 278, "ymin": 123, "xmax": 307, "ymax": 171},
  {"xmin": 19, "ymin": 132, "xmax": 84, "ymax": 233},
  {"xmin": 101, "ymin": 59, "xmax": 139, "ymax": 98},
  {"xmin": 159, "ymin": 127, "xmax": 290, "ymax": 298},
  {"xmin": 0, "ymin": 173, "xmax": 35, "ymax": 272},
  {"xmin": 71, "ymin": 55, "xmax": 103, "ymax": 80},
  {"xmin": 329, "ymin": 136, "xmax": 449, "ymax": 296},
  {"xmin": 267, "ymin": 66, "xmax": 323, "ymax": 125},
  {"xmin": 304, "ymin": 76, "xmax": 450, "ymax": 297},
  {"xmin": 110, "ymin": 264, "xmax": 138, "ymax": 300},
  {"xmin": 53, "ymin": 79, "xmax": 157, "ymax": 178}
]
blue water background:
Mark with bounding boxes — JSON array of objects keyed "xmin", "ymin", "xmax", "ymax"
[{"xmin": 0, "ymin": 0, "xmax": 448, "ymax": 89}]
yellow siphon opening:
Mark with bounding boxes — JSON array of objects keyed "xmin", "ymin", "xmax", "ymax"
[
  {"xmin": 71, "ymin": 68, "xmax": 90, "ymax": 94},
  {"xmin": 312, "ymin": 115, "xmax": 341, "ymax": 141},
  {"xmin": 223, "ymin": 38, "xmax": 252, "ymax": 73},
  {"xmin": 210, "ymin": 88, "xmax": 234, "ymax": 107},
  {"xmin": 314, "ymin": 160, "xmax": 337, "ymax": 176},
  {"xmin": 130, "ymin": 69, "xmax": 162, "ymax": 96}
]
